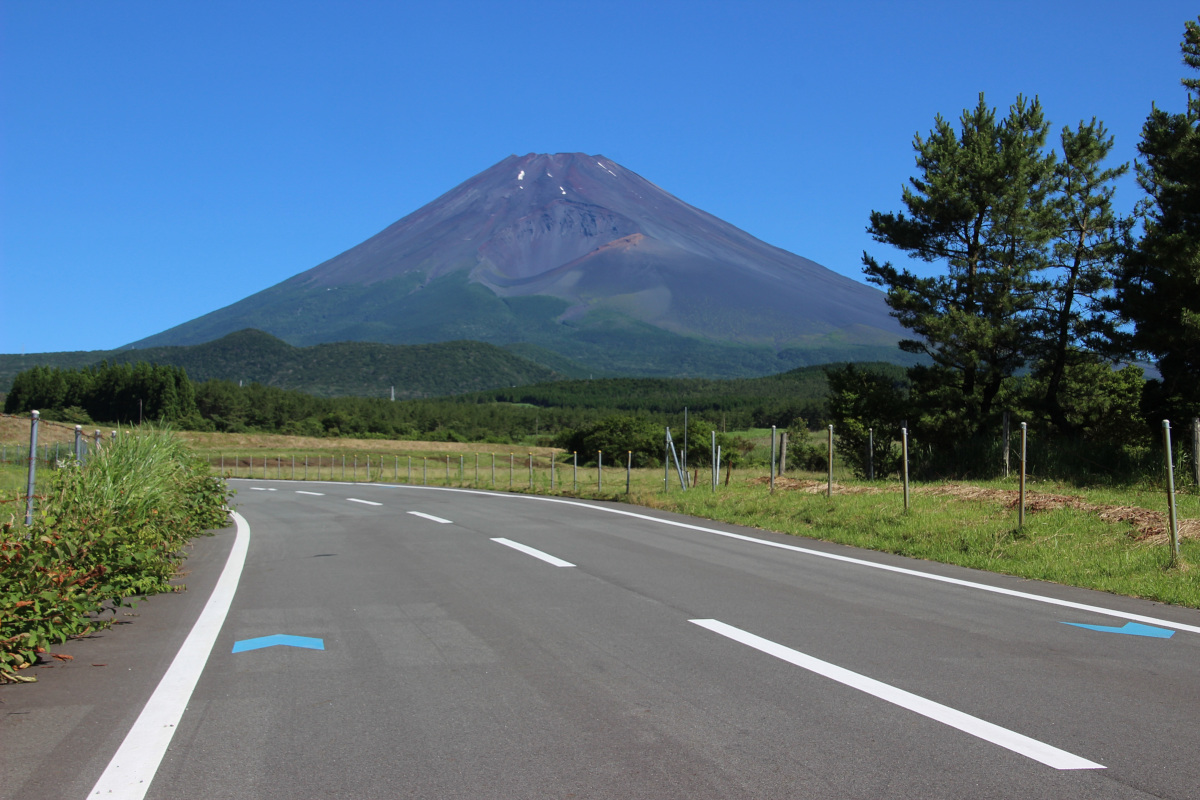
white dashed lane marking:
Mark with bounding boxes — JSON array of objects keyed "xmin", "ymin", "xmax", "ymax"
[
  {"xmin": 408, "ymin": 511, "xmax": 453, "ymax": 524},
  {"xmin": 491, "ymin": 538, "xmax": 575, "ymax": 567}
]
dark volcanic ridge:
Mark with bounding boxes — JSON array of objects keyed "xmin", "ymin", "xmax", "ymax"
[{"xmin": 129, "ymin": 153, "xmax": 904, "ymax": 376}]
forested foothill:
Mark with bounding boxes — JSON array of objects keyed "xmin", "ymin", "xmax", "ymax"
[{"xmin": 2, "ymin": 359, "xmax": 865, "ymax": 458}]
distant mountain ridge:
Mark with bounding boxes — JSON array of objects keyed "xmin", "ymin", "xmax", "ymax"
[
  {"xmin": 0, "ymin": 330, "xmax": 566, "ymax": 399},
  {"xmin": 128, "ymin": 153, "xmax": 904, "ymax": 377}
]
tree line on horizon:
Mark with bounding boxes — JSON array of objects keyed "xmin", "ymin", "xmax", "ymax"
[{"xmin": 1, "ymin": 360, "xmax": 841, "ymax": 449}]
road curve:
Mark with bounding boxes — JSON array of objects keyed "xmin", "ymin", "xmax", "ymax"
[{"xmin": 4, "ymin": 479, "xmax": 1199, "ymax": 799}]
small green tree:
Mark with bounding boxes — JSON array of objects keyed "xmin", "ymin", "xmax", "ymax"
[
  {"xmin": 556, "ymin": 415, "xmax": 663, "ymax": 467},
  {"xmin": 826, "ymin": 365, "xmax": 907, "ymax": 478}
]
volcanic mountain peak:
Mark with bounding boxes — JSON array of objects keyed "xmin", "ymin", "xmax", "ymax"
[{"xmin": 130, "ymin": 153, "xmax": 904, "ymax": 377}]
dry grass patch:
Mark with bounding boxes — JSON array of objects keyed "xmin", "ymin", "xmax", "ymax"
[
  {"xmin": 747, "ymin": 475, "xmax": 886, "ymax": 495},
  {"xmin": 748, "ymin": 475, "xmax": 1198, "ymax": 544},
  {"xmin": 0, "ymin": 413, "xmax": 88, "ymax": 446},
  {"xmin": 918, "ymin": 483, "xmax": 1199, "ymax": 543},
  {"xmin": 176, "ymin": 430, "xmax": 562, "ymax": 458}
]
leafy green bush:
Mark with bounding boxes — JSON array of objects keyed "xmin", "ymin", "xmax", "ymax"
[
  {"xmin": 827, "ymin": 364, "xmax": 907, "ymax": 478},
  {"xmin": 557, "ymin": 415, "xmax": 664, "ymax": 467},
  {"xmin": 0, "ymin": 426, "xmax": 231, "ymax": 683}
]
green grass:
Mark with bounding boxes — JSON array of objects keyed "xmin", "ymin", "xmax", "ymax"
[
  {"xmin": 9, "ymin": 427, "xmax": 1199, "ymax": 609},
  {"xmin": 203, "ymin": 438, "xmax": 1200, "ymax": 608},
  {"xmin": 642, "ymin": 477, "xmax": 1200, "ymax": 607}
]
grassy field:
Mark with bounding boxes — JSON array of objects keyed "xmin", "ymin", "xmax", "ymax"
[{"xmin": 3, "ymin": 420, "xmax": 1198, "ymax": 609}]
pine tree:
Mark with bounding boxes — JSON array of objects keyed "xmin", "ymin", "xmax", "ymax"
[
  {"xmin": 1034, "ymin": 120, "xmax": 1130, "ymax": 434},
  {"xmin": 863, "ymin": 94, "xmax": 1057, "ymax": 445},
  {"xmin": 1115, "ymin": 18, "xmax": 1200, "ymax": 424}
]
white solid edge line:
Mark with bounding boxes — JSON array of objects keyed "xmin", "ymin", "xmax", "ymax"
[
  {"xmin": 691, "ymin": 619, "xmax": 1103, "ymax": 770},
  {"xmin": 407, "ymin": 511, "xmax": 453, "ymax": 524},
  {"xmin": 87, "ymin": 510, "xmax": 251, "ymax": 799},
  {"xmin": 491, "ymin": 537, "xmax": 576, "ymax": 567},
  {"xmin": 347, "ymin": 498, "xmax": 382, "ymax": 506},
  {"xmin": 377, "ymin": 486, "xmax": 1200, "ymax": 635}
]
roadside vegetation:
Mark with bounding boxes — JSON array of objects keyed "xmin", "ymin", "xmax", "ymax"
[
  {"xmin": 0, "ymin": 426, "xmax": 230, "ymax": 683},
  {"xmin": 156, "ymin": 427, "xmax": 1200, "ymax": 610}
]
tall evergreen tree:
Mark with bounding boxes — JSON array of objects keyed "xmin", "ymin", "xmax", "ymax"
[
  {"xmin": 1114, "ymin": 18, "xmax": 1200, "ymax": 424},
  {"xmin": 1034, "ymin": 120, "xmax": 1129, "ymax": 434},
  {"xmin": 863, "ymin": 94, "xmax": 1057, "ymax": 444}
]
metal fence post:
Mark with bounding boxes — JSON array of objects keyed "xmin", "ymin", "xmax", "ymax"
[
  {"xmin": 1192, "ymin": 417, "xmax": 1200, "ymax": 488},
  {"xmin": 25, "ymin": 411, "xmax": 40, "ymax": 526},
  {"xmin": 827, "ymin": 425, "xmax": 834, "ymax": 498},
  {"xmin": 867, "ymin": 427, "xmax": 874, "ymax": 481},
  {"xmin": 1164, "ymin": 420, "xmax": 1180, "ymax": 565},
  {"xmin": 664, "ymin": 431, "xmax": 670, "ymax": 492},
  {"xmin": 1018, "ymin": 422, "xmax": 1027, "ymax": 528},
  {"xmin": 683, "ymin": 407, "xmax": 688, "ymax": 485},
  {"xmin": 711, "ymin": 431, "xmax": 717, "ymax": 492},
  {"xmin": 74, "ymin": 424, "xmax": 82, "ymax": 461},
  {"xmin": 769, "ymin": 425, "xmax": 776, "ymax": 493}
]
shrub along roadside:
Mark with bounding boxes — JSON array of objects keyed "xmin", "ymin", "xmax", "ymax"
[{"xmin": 0, "ymin": 426, "xmax": 231, "ymax": 683}]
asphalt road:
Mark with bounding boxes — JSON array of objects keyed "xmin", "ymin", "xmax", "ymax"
[{"xmin": 4, "ymin": 479, "xmax": 1200, "ymax": 799}]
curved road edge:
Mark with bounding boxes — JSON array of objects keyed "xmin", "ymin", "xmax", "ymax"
[{"xmin": 86, "ymin": 510, "xmax": 250, "ymax": 800}]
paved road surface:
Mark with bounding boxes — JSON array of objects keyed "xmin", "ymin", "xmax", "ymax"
[{"xmin": 4, "ymin": 479, "xmax": 1200, "ymax": 798}]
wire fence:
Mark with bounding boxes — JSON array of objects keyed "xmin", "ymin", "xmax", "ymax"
[{"xmin": 5, "ymin": 411, "xmax": 1199, "ymax": 562}]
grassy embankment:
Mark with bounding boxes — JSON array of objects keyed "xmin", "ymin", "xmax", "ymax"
[{"xmin": 165, "ymin": 429, "xmax": 1200, "ymax": 609}]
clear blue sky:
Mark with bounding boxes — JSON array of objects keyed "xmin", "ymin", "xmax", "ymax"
[{"xmin": 1, "ymin": 0, "xmax": 1195, "ymax": 354}]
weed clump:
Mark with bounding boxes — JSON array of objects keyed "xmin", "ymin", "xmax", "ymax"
[{"xmin": 0, "ymin": 426, "xmax": 231, "ymax": 683}]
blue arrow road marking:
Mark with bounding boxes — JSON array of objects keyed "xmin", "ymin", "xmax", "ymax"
[
  {"xmin": 1062, "ymin": 621, "xmax": 1174, "ymax": 638},
  {"xmin": 232, "ymin": 634, "xmax": 326, "ymax": 653}
]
